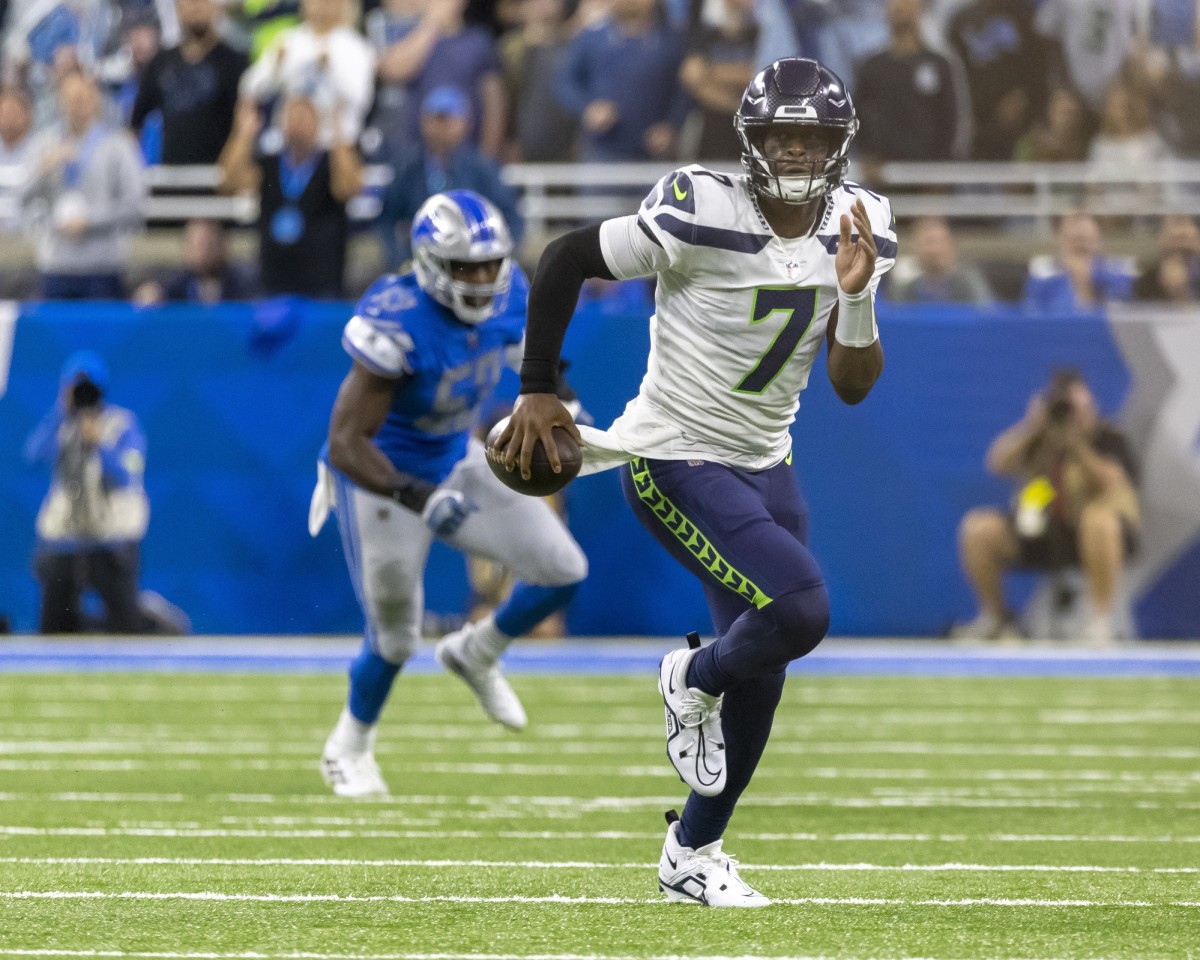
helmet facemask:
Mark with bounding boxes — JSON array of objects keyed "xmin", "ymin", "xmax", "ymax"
[
  {"xmin": 413, "ymin": 250, "xmax": 512, "ymax": 325},
  {"xmin": 736, "ymin": 118, "xmax": 858, "ymax": 205}
]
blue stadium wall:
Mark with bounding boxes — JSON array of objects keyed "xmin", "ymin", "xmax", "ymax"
[{"xmin": 2, "ymin": 297, "xmax": 1198, "ymax": 638}]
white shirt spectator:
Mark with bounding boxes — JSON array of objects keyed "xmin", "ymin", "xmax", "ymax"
[{"xmin": 240, "ymin": 21, "xmax": 377, "ymax": 147}]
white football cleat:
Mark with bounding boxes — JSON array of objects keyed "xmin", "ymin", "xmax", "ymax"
[
  {"xmin": 658, "ymin": 637, "xmax": 725, "ymax": 796},
  {"xmin": 320, "ymin": 748, "xmax": 389, "ymax": 797},
  {"xmin": 435, "ymin": 627, "xmax": 527, "ymax": 732},
  {"xmin": 658, "ymin": 812, "xmax": 770, "ymax": 907}
]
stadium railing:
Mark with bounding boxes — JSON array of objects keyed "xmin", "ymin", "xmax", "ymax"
[{"xmin": 1, "ymin": 160, "xmax": 1199, "ymax": 234}]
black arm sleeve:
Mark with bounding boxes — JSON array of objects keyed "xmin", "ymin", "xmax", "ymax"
[{"xmin": 519, "ymin": 224, "xmax": 616, "ymax": 394}]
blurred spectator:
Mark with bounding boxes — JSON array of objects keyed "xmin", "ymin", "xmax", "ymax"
[
  {"xmin": 0, "ymin": 87, "xmax": 33, "ymax": 162},
  {"xmin": 237, "ymin": 0, "xmax": 303, "ymax": 60},
  {"xmin": 98, "ymin": 11, "xmax": 162, "ymax": 128},
  {"xmin": 794, "ymin": 0, "xmax": 889, "ymax": 94},
  {"xmin": 1088, "ymin": 78, "xmax": 1170, "ymax": 167},
  {"xmin": 19, "ymin": 71, "xmax": 146, "ymax": 299},
  {"xmin": 378, "ymin": 85, "xmax": 522, "ymax": 268},
  {"xmin": 749, "ymin": 0, "xmax": 800, "ymax": 77},
  {"xmin": 1021, "ymin": 212, "xmax": 1134, "ymax": 314},
  {"xmin": 219, "ymin": 94, "xmax": 362, "ymax": 297},
  {"xmin": 1013, "ymin": 85, "xmax": 1090, "ymax": 162},
  {"xmin": 678, "ymin": 0, "xmax": 757, "ymax": 161},
  {"xmin": 23, "ymin": 350, "xmax": 189, "ymax": 635},
  {"xmin": 133, "ymin": 218, "xmax": 259, "ymax": 304},
  {"xmin": 854, "ymin": 0, "xmax": 969, "ymax": 171},
  {"xmin": 556, "ymin": 0, "xmax": 688, "ymax": 162},
  {"xmin": 1034, "ymin": 0, "xmax": 1143, "ymax": 119},
  {"xmin": 130, "ymin": 0, "xmax": 248, "ymax": 164},
  {"xmin": 239, "ymin": 0, "xmax": 376, "ymax": 148},
  {"xmin": 365, "ymin": 0, "xmax": 430, "ymax": 163},
  {"xmin": 499, "ymin": 0, "xmax": 577, "ymax": 162},
  {"xmin": 886, "ymin": 215, "xmax": 994, "ymax": 305},
  {"xmin": 954, "ymin": 368, "xmax": 1140, "ymax": 647},
  {"xmin": 1133, "ymin": 214, "xmax": 1200, "ymax": 304},
  {"xmin": 945, "ymin": 0, "xmax": 1045, "ymax": 161},
  {"xmin": 1142, "ymin": 23, "xmax": 1200, "ymax": 158},
  {"xmin": 388, "ymin": 0, "xmax": 507, "ymax": 160},
  {"xmin": 2, "ymin": 0, "xmax": 106, "ymax": 130},
  {"xmin": 0, "ymin": 86, "xmax": 33, "ymax": 233}
]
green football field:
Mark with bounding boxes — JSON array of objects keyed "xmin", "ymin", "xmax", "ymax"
[{"xmin": 1, "ymin": 667, "xmax": 1198, "ymax": 959}]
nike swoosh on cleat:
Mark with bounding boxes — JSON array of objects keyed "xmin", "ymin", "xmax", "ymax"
[
  {"xmin": 665, "ymin": 854, "xmax": 677, "ymax": 869},
  {"xmin": 673, "ymin": 181, "xmax": 688, "ymax": 201}
]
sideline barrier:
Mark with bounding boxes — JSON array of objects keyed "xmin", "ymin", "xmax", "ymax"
[{"xmin": 1, "ymin": 299, "xmax": 1197, "ymax": 637}]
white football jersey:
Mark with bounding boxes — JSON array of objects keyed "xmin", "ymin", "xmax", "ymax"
[{"xmin": 582, "ymin": 165, "xmax": 896, "ymax": 474}]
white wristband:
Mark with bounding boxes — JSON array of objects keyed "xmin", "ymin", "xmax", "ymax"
[{"xmin": 834, "ymin": 286, "xmax": 878, "ymax": 348}]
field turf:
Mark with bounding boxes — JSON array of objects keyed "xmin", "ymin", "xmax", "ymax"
[{"xmin": 0, "ymin": 665, "xmax": 1198, "ymax": 959}]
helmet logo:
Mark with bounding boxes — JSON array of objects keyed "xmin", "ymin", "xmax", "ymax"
[
  {"xmin": 829, "ymin": 96, "xmax": 847, "ymax": 107},
  {"xmin": 774, "ymin": 104, "xmax": 818, "ymax": 119}
]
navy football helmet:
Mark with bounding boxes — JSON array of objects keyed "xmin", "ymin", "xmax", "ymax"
[
  {"xmin": 411, "ymin": 189, "xmax": 514, "ymax": 324},
  {"xmin": 735, "ymin": 58, "xmax": 859, "ymax": 204}
]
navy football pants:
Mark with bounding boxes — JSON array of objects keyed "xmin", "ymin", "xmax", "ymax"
[{"xmin": 620, "ymin": 455, "xmax": 830, "ymax": 847}]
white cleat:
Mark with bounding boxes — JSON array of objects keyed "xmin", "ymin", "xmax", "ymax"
[
  {"xmin": 658, "ymin": 641, "xmax": 725, "ymax": 796},
  {"xmin": 320, "ymin": 748, "xmax": 389, "ymax": 797},
  {"xmin": 658, "ymin": 812, "xmax": 770, "ymax": 907},
  {"xmin": 435, "ymin": 627, "xmax": 527, "ymax": 732}
]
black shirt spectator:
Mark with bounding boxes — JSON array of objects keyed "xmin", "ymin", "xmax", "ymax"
[
  {"xmin": 679, "ymin": 0, "xmax": 758, "ymax": 161},
  {"xmin": 946, "ymin": 0, "xmax": 1046, "ymax": 160},
  {"xmin": 218, "ymin": 96, "xmax": 363, "ymax": 298},
  {"xmin": 131, "ymin": 0, "xmax": 248, "ymax": 164},
  {"xmin": 854, "ymin": 0, "xmax": 966, "ymax": 166},
  {"xmin": 257, "ymin": 149, "xmax": 347, "ymax": 296}
]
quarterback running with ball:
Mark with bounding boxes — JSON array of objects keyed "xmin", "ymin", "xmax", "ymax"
[{"xmin": 498, "ymin": 58, "xmax": 897, "ymax": 906}]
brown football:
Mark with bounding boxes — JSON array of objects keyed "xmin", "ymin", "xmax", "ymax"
[{"xmin": 485, "ymin": 415, "xmax": 582, "ymax": 497}]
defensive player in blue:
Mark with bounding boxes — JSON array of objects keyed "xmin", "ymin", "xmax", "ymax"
[{"xmin": 308, "ymin": 190, "xmax": 588, "ymax": 797}]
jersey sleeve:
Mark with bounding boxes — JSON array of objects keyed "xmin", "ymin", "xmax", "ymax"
[
  {"xmin": 867, "ymin": 195, "xmax": 898, "ymax": 296},
  {"xmin": 341, "ymin": 277, "xmax": 420, "ymax": 378},
  {"xmin": 600, "ymin": 166, "xmax": 738, "ymax": 279},
  {"xmin": 599, "ymin": 213, "xmax": 671, "ymax": 280}
]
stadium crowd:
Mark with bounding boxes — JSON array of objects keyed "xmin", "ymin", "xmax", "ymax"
[{"xmin": 0, "ymin": 0, "xmax": 1197, "ymax": 303}]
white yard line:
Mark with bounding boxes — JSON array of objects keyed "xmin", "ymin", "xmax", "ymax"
[
  {"xmin": 1, "ymin": 825, "xmax": 1198, "ymax": 843},
  {"xmin": 0, "ymin": 951, "xmax": 1137, "ymax": 960},
  {"xmin": 0, "ymin": 950, "xmax": 1085, "ymax": 960},
  {"xmin": 2, "ymin": 857, "xmax": 1197, "ymax": 874},
  {"xmin": 2, "ymin": 891, "xmax": 1198, "ymax": 908}
]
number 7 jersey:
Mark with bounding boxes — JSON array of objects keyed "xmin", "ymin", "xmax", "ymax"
[{"xmin": 589, "ymin": 165, "xmax": 897, "ymax": 472}]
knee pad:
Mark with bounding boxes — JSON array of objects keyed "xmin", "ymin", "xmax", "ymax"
[
  {"xmin": 765, "ymin": 582, "xmax": 830, "ymax": 660},
  {"xmin": 370, "ymin": 624, "xmax": 419, "ymax": 665},
  {"xmin": 525, "ymin": 540, "xmax": 589, "ymax": 587}
]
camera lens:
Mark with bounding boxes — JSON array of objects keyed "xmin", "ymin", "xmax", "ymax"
[{"xmin": 71, "ymin": 380, "xmax": 102, "ymax": 409}]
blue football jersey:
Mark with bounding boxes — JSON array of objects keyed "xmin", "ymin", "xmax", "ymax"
[{"xmin": 339, "ymin": 268, "xmax": 528, "ymax": 484}]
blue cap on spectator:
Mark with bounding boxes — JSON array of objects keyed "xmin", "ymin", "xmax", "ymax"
[
  {"xmin": 421, "ymin": 86, "xmax": 471, "ymax": 119},
  {"xmin": 60, "ymin": 350, "xmax": 109, "ymax": 391}
]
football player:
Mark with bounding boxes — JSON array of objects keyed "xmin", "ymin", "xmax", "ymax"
[
  {"xmin": 499, "ymin": 58, "xmax": 897, "ymax": 905},
  {"xmin": 309, "ymin": 190, "xmax": 588, "ymax": 797}
]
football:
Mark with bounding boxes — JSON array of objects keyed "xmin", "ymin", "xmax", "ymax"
[{"xmin": 485, "ymin": 415, "xmax": 582, "ymax": 497}]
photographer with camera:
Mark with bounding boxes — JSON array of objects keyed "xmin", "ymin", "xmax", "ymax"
[
  {"xmin": 22, "ymin": 351, "xmax": 174, "ymax": 634},
  {"xmin": 954, "ymin": 369, "xmax": 1140, "ymax": 647}
]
